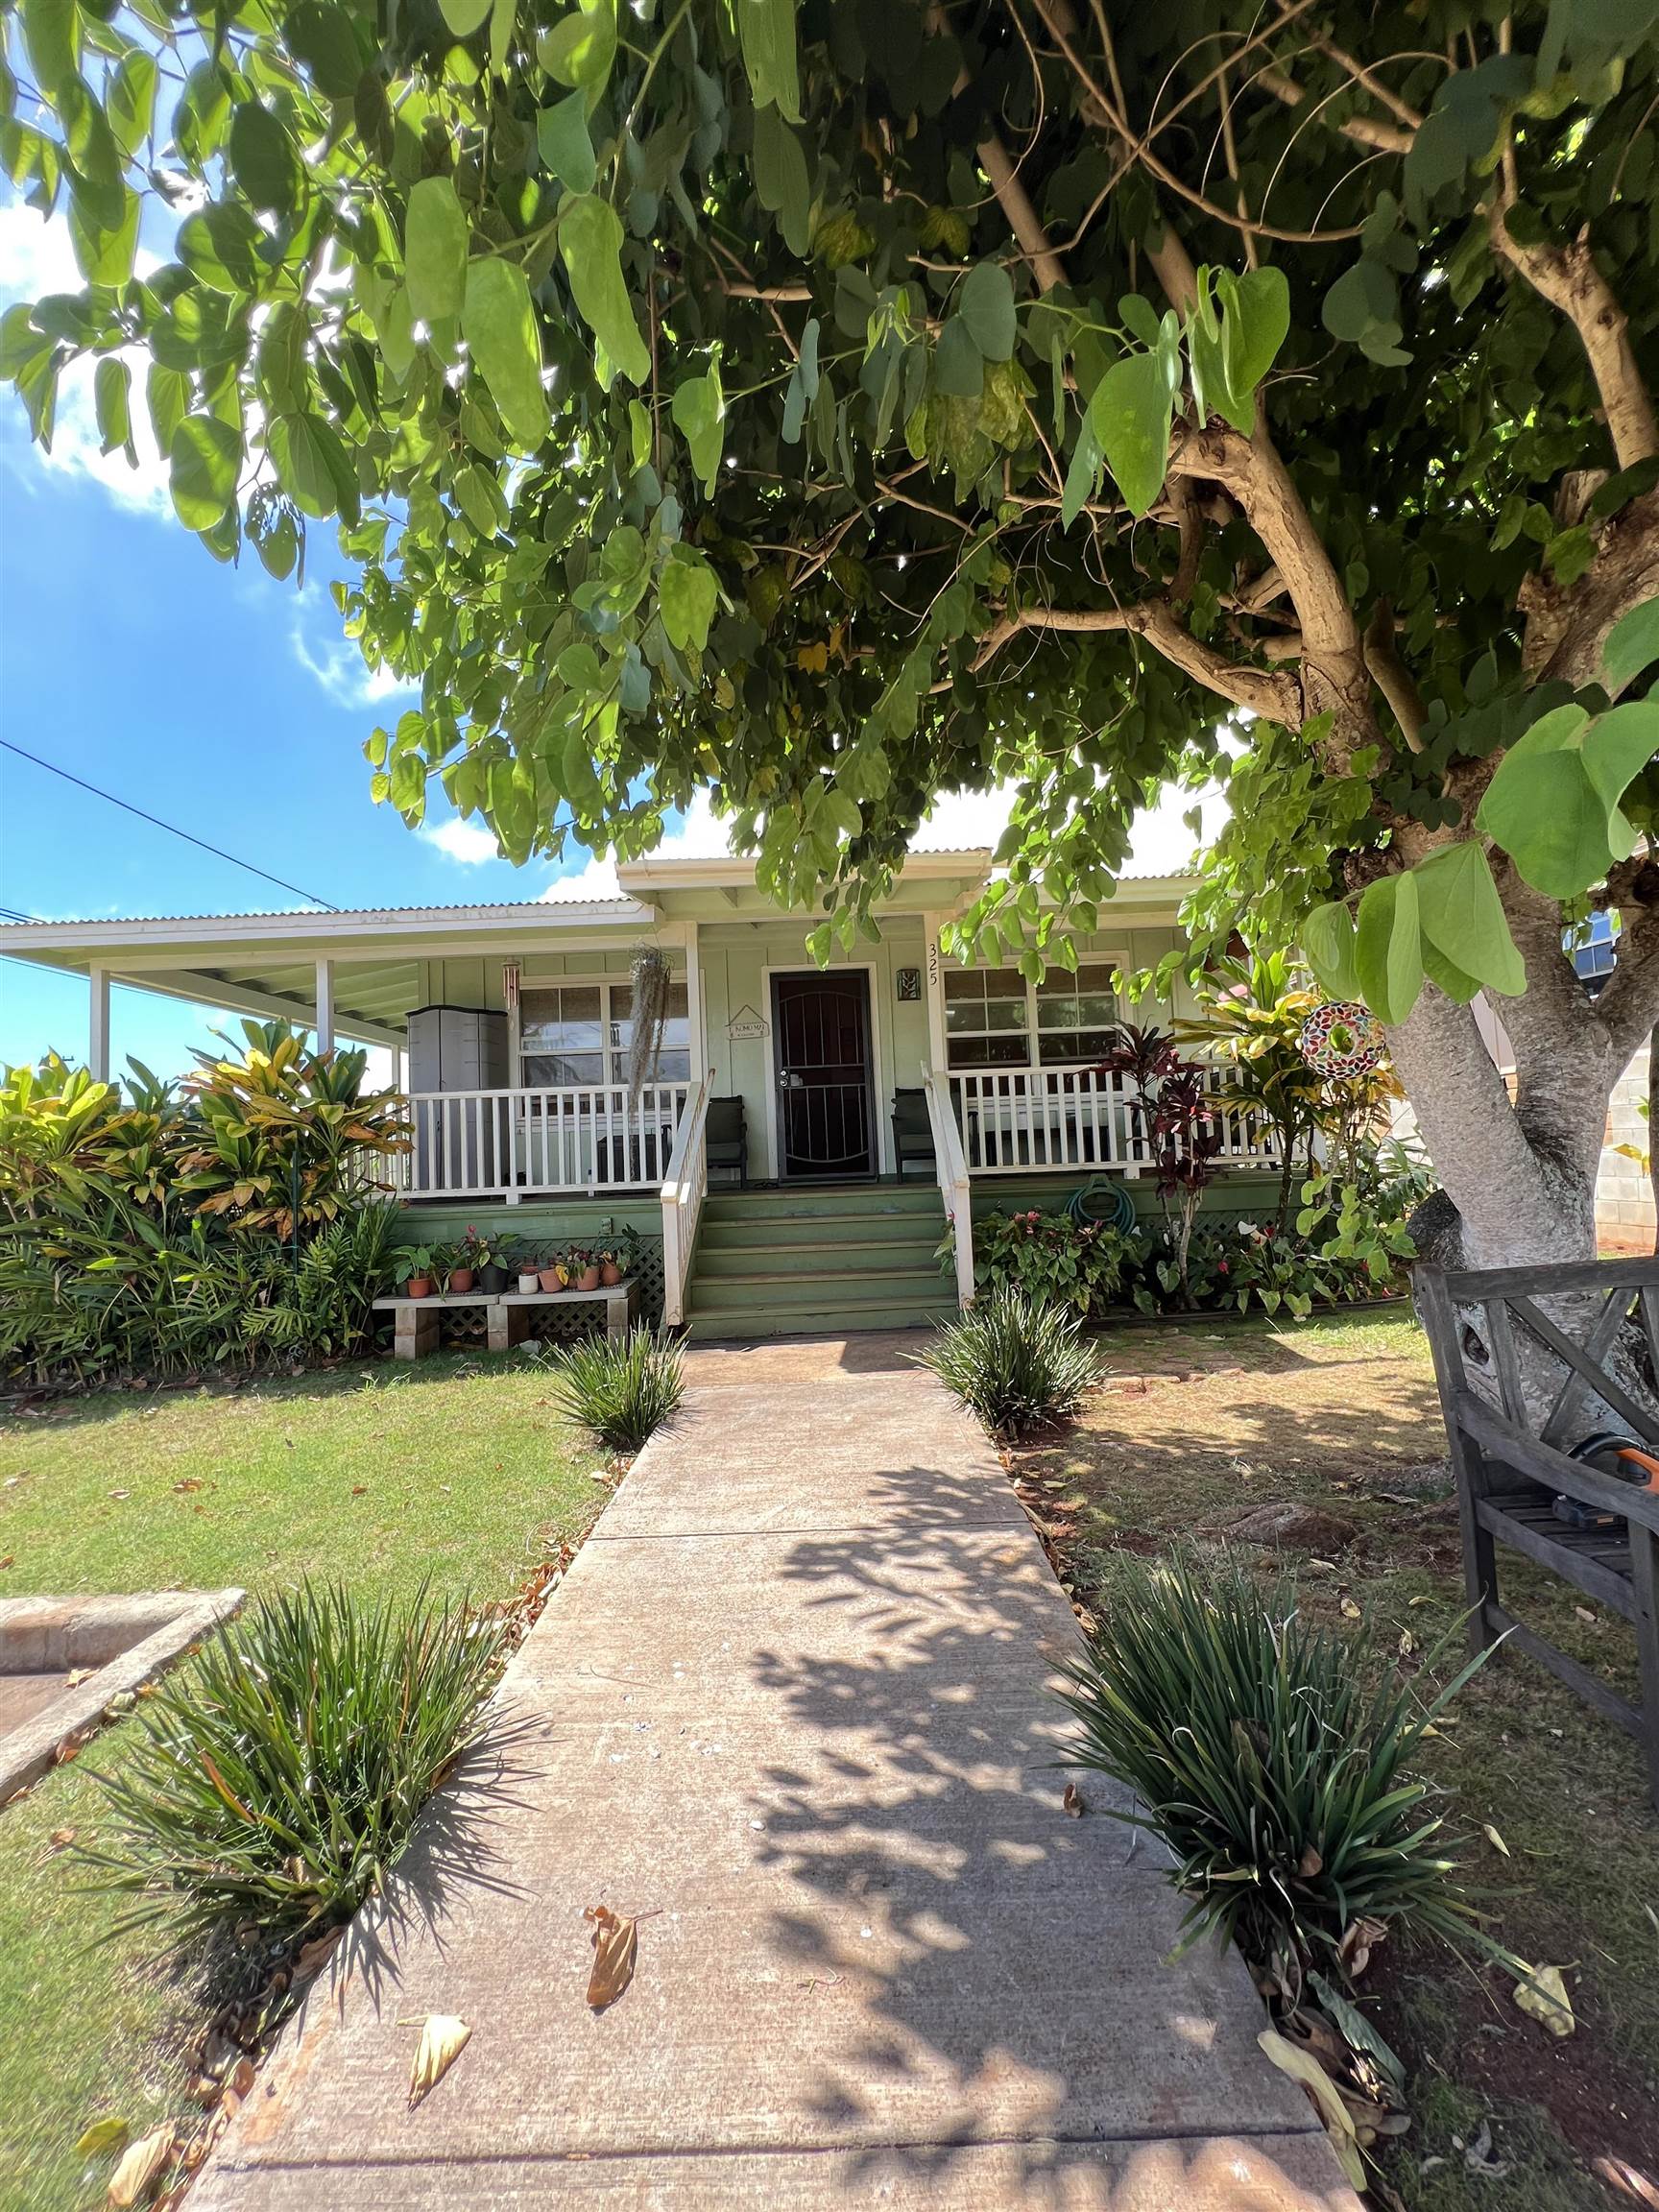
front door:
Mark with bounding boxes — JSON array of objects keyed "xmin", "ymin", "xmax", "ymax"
[{"xmin": 770, "ymin": 972, "xmax": 877, "ymax": 1178}]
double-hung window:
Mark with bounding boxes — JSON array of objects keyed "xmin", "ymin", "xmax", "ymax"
[
  {"xmin": 519, "ymin": 979, "xmax": 690, "ymax": 1089},
  {"xmin": 942, "ymin": 958, "xmax": 1121, "ymax": 1071}
]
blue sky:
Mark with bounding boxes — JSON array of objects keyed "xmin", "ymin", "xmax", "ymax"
[{"xmin": 0, "ymin": 202, "xmax": 638, "ymax": 1079}]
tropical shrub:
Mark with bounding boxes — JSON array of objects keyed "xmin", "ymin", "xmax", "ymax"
[
  {"xmin": 1057, "ymin": 1554, "xmax": 1488, "ymax": 1994},
  {"xmin": 972, "ymin": 1209, "xmax": 1145, "ymax": 1319},
  {"xmin": 1098, "ymin": 1025, "xmax": 1222, "ymax": 1308},
  {"xmin": 82, "ymin": 1581, "xmax": 505, "ymax": 1951},
  {"xmin": 537, "ymin": 1323, "xmax": 685, "ymax": 1453},
  {"xmin": 0, "ymin": 1031, "xmax": 410, "ymax": 1386},
  {"xmin": 919, "ymin": 1285, "xmax": 1097, "ymax": 1438}
]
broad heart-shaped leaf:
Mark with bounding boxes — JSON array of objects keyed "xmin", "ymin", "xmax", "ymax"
[
  {"xmin": 934, "ymin": 317, "xmax": 984, "ymax": 398},
  {"xmin": 959, "ymin": 261, "xmax": 1016, "ymax": 362},
  {"xmin": 1602, "ymin": 594, "xmax": 1659, "ymax": 695},
  {"xmin": 228, "ymin": 98, "xmax": 301, "ymax": 212},
  {"xmin": 752, "ymin": 104, "xmax": 810, "ymax": 256},
  {"xmin": 439, "ymin": 0, "xmax": 491, "ymax": 33},
  {"xmin": 1088, "ymin": 350, "xmax": 1175, "ymax": 517},
  {"xmin": 659, "ymin": 549, "xmax": 717, "ymax": 654},
  {"xmin": 736, "ymin": 0, "xmax": 801, "ymax": 121},
  {"xmin": 670, "ymin": 363, "xmax": 724, "ymax": 493},
  {"xmin": 1354, "ymin": 869, "xmax": 1425, "ymax": 1027},
  {"xmin": 537, "ymin": 88, "xmax": 596, "ymax": 193},
  {"xmin": 268, "ymin": 409, "xmax": 351, "ymax": 519},
  {"xmin": 1411, "ymin": 841, "xmax": 1526, "ymax": 997},
  {"xmin": 1301, "ymin": 900, "xmax": 1360, "ymax": 1001},
  {"xmin": 1476, "ymin": 702, "xmax": 1637, "ymax": 900},
  {"xmin": 1583, "ymin": 698, "xmax": 1659, "ymax": 828},
  {"xmin": 558, "ymin": 193, "xmax": 649, "ymax": 388},
  {"xmin": 169, "ymin": 413, "xmax": 241, "ymax": 530},
  {"xmin": 403, "ymin": 176, "xmax": 469, "ymax": 325},
  {"xmin": 541, "ymin": 0, "xmax": 616, "ymax": 105},
  {"xmin": 180, "ymin": 203, "xmax": 264, "ymax": 294},
  {"xmin": 1207, "ymin": 265, "xmax": 1289, "ymax": 433},
  {"xmin": 462, "ymin": 258, "xmax": 546, "ymax": 449}
]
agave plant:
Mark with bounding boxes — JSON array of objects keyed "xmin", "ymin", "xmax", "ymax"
[
  {"xmin": 81, "ymin": 1581, "xmax": 505, "ymax": 1952},
  {"xmin": 537, "ymin": 1323, "xmax": 685, "ymax": 1453},
  {"xmin": 918, "ymin": 1284, "xmax": 1097, "ymax": 1437}
]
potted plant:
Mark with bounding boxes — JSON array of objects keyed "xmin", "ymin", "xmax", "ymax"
[
  {"xmin": 478, "ymin": 1231, "xmax": 514, "ymax": 1296},
  {"xmin": 613, "ymin": 1223, "xmax": 643, "ymax": 1282},
  {"xmin": 449, "ymin": 1225, "xmax": 485, "ymax": 1294},
  {"xmin": 518, "ymin": 1253, "xmax": 543, "ymax": 1295},
  {"xmin": 569, "ymin": 1243, "xmax": 601, "ymax": 1292},
  {"xmin": 539, "ymin": 1252, "xmax": 566, "ymax": 1293},
  {"xmin": 598, "ymin": 1242, "xmax": 622, "ymax": 1288},
  {"xmin": 396, "ymin": 1243, "xmax": 437, "ymax": 1298}
]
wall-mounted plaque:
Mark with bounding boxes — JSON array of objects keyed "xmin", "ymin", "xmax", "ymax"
[{"xmin": 895, "ymin": 967, "xmax": 922, "ymax": 1002}]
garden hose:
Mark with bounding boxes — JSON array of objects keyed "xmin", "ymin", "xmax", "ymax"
[{"xmin": 1066, "ymin": 1176, "xmax": 1138, "ymax": 1235}]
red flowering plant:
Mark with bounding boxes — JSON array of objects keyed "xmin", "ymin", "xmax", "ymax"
[{"xmin": 972, "ymin": 1208, "xmax": 1144, "ymax": 1321}]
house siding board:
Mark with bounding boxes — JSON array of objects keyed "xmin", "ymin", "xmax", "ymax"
[{"xmin": 966, "ymin": 1170, "xmax": 1284, "ymax": 1227}]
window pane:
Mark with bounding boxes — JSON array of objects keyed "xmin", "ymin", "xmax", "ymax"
[
  {"xmin": 983, "ymin": 998, "xmax": 1028, "ymax": 1030},
  {"xmin": 1039, "ymin": 1028, "xmax": 1118, "ymax": 1066},
  {"xmin": 948, "ymin": 1032, "xmax": 1032, "ymax": 1070},
  {"xmin": 983, "ymin": 969, "xmax": 1026, "ymax": 998},
  {"xmin": 1037, "ymin": 998, "xmax": 1079, "ymax": 1028},
  {"xmin": 943, "ymin": 970, "xmax": 987, "ymax": 1003},
  {"xmin": 523, "ymin": 1051, "xmax": 605, "ymax": 1086}
]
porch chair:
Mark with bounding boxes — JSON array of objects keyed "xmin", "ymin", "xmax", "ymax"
[
  {"xmin": 891, "ymin": 1088, "xmax": 936, "ymax": 1177},
  {"xmin": 1416, "ymin": 1258, "xmax": 1659, "ymax": 1808},
  {"xmin": 705, "ymin": 1095, "xmax": 749, "ymax": 1187}
]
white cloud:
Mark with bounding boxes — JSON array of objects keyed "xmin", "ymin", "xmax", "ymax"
[
  {"xmin": 289, "ymin": 619, "xmax": 417, "ymax": 709},
  {"xmin": 0, "ymin": 204, "xmax": 170, "ymax": 516},
  {"xmin": 538, "ymin": 788, "xmax": 732, "ymax": 902},
  {"xmin": 418, "ymin": 815, "xmax": 501, "ymax": 866}
]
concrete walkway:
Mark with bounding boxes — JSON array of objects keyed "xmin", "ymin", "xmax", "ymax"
[{"xmin": 199, "ymin": 1335, "xmax": 1357, "ymax": 2210}]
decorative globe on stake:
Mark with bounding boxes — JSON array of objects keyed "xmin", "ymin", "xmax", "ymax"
[{"xmin": 1298, "ymin": 1002, "xmax": 1388, "ymax": 1080}]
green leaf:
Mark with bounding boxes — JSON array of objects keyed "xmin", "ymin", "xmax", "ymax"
[
  {"xmin": 1583, "ymin": 699, "xmax": 1659, "ymax": 829},
  {"xmin": 108, "ymin": 52, "xmax": 159, "ymax": 161},
  {"xmin": 439, "ymin": 0, "xmax": 492, "ymax": 33},
  {"xmin": 752, "ymin": 104, "xmax": 811, "ymax": 256},
  {"xmin": 1302, "ymin": 901, "xmax": 1360, "ymax": 1001},
  {"xmin": 228, "ymin": 100, "xmax": 301, "ymax": 213},
  {"xmin": 558, "ymin": 192, "xmax": 649, "ymax": 387},
  {"xmin": 541, "ymin": 0, "xmax": 615, "ymax": 106},
  {"xmin": 488, "ymin": 0, "xmax": 515, "ymax": 80},
  {"xmin": 959, "ymin": 261, "xmax": 1016, "ymax": 362},
  {"xmin": 660, "ymin": 548, "xmax": 718, "ymax": 653},
  {"xmin": 1089, "ymin": 349, "xmax": 1175, "ymax": 517},
  {"xmin": 671, "ymin": 361, "xmax": 724, "ymax": 493},
  {"xmin": 934, "ymin": 317, "xmax": 984, "ymax": 398},
  {"xmin": 21, "ymin": 0, "xmax": 78, "ymax": 102},
  {"xmin": 537, "ymin": 88, "xmax": 596, "ymax": 193},
  {"xmin": 403, "ymin": 176, "xmax": 469, "ymax": 325},
  {"xmin": 94, "ymin": 356, "xmax": 132, "ymax": 456},
  {"xmin": 453, "ymin": 458, "xmax": 507, "ymax": 537},
  {"xmin": 68, "ymin": 185, "xmax": 138, "ymax": 286},
  {"xmin": 1354, "ymin": 871, "xmax": 1425, "ymax": 1026},
  {"xmin": 268, "ymin": 410, "xmax": 351, "ymax": 519},
  {"xmin": 169, "ymin": 413, "xmax": 242, "ymax": 531},
  {"xmin": 1603, "ymin": 594, "xmax": 1659, "ymax": 695},
  {"xmin": 462, "ymin": 257, "xmax": 546, "ymax": 449},
  {"xmin": 736, "ymin": 0, "xmax": 801, "ymax": 121},
  {"xmin": 1476, "ymin": 702, "xmax": 1637, "ymax": 900},
  {"xmin": 1411, "ymin": 842, "xmax": 1526, "ymax": 997},
  {"xmin": 179, "ymin": 203, "xmax": 264, "ymax": 294},
  {"xmin": 287, "ymin": 3, "xmax": 366, "ymax": 99},
  {"xmin": 1209, "ymin": 264, "xmax": 1288, "ymax": 432}
]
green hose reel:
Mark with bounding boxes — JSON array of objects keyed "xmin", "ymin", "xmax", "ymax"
[{"xmin": 1066, "ymin": 1176, "xmax": 1137, "ymax": 1234}]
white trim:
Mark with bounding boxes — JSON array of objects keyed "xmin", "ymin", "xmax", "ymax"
[
  {"xmin": 0, "ymin": 901, "xmax": 657, "ymax": 958},
  {"xmin": 314, "ymin": 957, "xmax": 335, "ymax": 1051},
  {"xmin": 922, "ymin": 916, "xmax": 948, "ymax": 1078},
  {"xmin": 685, "ymin": 922, "xmax": 706, "ymax": 1081},
  {"xmin": 88, "ymin": 965, "xmax": 110, "ymax": 1082},
  {"xmin": 517, "ymin": 967, "xmax": 692, "ymax": 1093},
  {"xmin": 759, "ymin": 961, "xmax": 888, "ymax": 1181},
  {"xmin": 619, "ymin": 850, "xmax": 993, "ymax": 891}
]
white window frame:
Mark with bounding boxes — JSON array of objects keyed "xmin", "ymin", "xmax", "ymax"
[
  {"xmin": 517, "ymin": 974, "xmax": 691, "ymax": 1089},
  {"xmin": 938, "ymin": 950, "xmax": 1130, "ymax": 1075}
]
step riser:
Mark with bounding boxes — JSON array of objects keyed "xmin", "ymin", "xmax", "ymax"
[
  {"xmin": 697, "ymin": 1241, "xmax": 941, "ymax": 1277},
  {"xmin": 699, "ymin": 1217, "xmax": 942, "ymax": 1252},
  {"xmin": 686, "ymin": 1306, "xmax": 953, "ymax": 1339},
  {"xmin": 702, "ymin": 1190, "xmax": 942, "ymax": 1223},
  {"xmin": 689, "ymin": 1273, "xmax": 950, "ymax": 1316}
]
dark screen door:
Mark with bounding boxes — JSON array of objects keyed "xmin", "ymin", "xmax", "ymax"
[{"xmin": 770, "ymin": 972, "xmax": 876, "ymax": 1178}]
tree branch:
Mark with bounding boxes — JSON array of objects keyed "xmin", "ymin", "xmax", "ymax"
[
  {"xmin": 1255, "ymin": 64, "xmax": 1415, "ymax": 155},
  {"xmin": 1598, "ymin": 861, "xmax": 1659, "ymax": 1062},
  {"xmin": 971, "ymin": 596, "xmax": 1302, "ymax": 720},
  {"xmin": 1488, "ymin": 191, "xmax": 1659, "ymax": 471},
  {"xmin": 1364, "ymin": 600, "xmax": 1427, "ymax": 751}
]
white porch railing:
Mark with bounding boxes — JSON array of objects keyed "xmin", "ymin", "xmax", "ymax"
[
  {"xmin": 389, "ymin": 1082, "xmax": 691, "ymax": 1200},
  {"xmin": 950, "ymin": 1064, "xmax": 1275, "ymax": 1176},
  {"xmin": 661, "ymin": 1070, "xmax": 714, "ymax": 1327},
  {"xmin": 920, "ymin": 1065, "xmax": 975, "ymax": 1310}
]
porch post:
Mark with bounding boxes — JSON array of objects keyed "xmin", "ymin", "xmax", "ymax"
[
  {"xmin": 684, "ymin": 922, "xmax": 706, "ymax": 1082},
  {"xmin": 922, "ymin": 915, "xmax": 948, "ymax": 1075},
  {"xmin": 390, "ymin": 1045, "xmax": 403, "ymax": 1093},
  {"xmin": 314, "ymin": 957, "xmax": 335, "ymax": 1051},
  {"xmin": 88, "ymin": 964, "xmax": 110, "ymax": 1082}
]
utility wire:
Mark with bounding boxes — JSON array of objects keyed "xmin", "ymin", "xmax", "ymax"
[{"xmin": 0, "ymin": 738, "xmax": 340, "ymax": 912}]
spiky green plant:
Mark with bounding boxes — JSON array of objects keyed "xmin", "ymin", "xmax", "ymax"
[
  {"xmin": 1057, "ymin": 1553, "xmax": 1491, "ymax": 1988},
  {"xmin": 81, "ymin": 1582, "xmax": 505, "ymax": 1953},
  {"xmin": 538, "ymin": 1322, "xmax": 685, "ymax": 1453},
  {"xmin": 918, "ymin": 1284, "xmax": 1097, "ymax": 1437}
]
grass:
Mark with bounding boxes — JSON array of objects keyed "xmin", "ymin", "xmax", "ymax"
[
  {"xmin": 1020, "ymin": 1309, "xmax": 1659, "ymax": 2212},
  {"xmin": 0, "ymin": 1352, "xmax": 603, "ymax": 2212}
]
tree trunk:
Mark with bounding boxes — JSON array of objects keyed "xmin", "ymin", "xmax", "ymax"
[{"xmin": 1648, "ymin": 1026, "xmax": 1658, "ymax": 1257}]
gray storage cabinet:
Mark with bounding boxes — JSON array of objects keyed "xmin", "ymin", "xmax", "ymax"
[{"xmin": 407, "ymin": 1006, "xmax": 511, "ymax": 1191}]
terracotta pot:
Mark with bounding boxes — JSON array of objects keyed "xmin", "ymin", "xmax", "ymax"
[
  {"xmin": 518, "ymin": 1270, "xmax": 542, "ymax": 1295},
  {"xmin": 599, "ymin": 1261, "xmax": 622, "ymax": 1286},
  {"xmin": 480, "ymin": 1263, "xmax": 510, "ymax": 1294},
  {"xmin": 539, "ymin": 1266, "xmax": 565, "ymax": 1293},
  {"xmin": 576, "ymin": 1264, "xmax": 602, "ymax": 1292},
  {"xmin": 406, "ymin": 1276, "xmax": 433, "ymax": 1299},
  {"xmin": 449, "ymin": 1267, "xmax": 475, "ymax": 1293}
]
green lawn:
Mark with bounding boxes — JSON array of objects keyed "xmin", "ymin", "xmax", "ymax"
[{"xmin": 0, "ymin": 1354, "xmax": 603, "ymax": 2212}]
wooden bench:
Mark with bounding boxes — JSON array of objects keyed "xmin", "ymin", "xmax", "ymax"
[
  {"xmin": 373, "ymin": 1278, "xmax": 640, "ymax": 1360},
  {"xmin": 1416, "ymin": 1258, "xmax": 1659, "ymax": 1808}
]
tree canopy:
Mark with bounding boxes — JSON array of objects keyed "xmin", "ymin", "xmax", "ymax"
[{"xmin": 2, "ymin": 0, "xmax": 1657, "ymax": 1033}]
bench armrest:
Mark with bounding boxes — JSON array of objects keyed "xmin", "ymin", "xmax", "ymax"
[{"xmin": 1455, "ymin": 1393, "xmax": 1659, "ymax": 1534}]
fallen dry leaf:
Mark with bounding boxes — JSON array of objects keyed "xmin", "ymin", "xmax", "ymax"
[
  {"xmin": 107, "ymin": 2124, "xmax": 174, "ymax": 2206},
  {"xmin": 293, "ymin": 1926, "xmax": 345, "ymax": 1983},
  {"xmin": 1062, "ymin": 1782, "xmax": 1084, "ymax": 1817},
  {"xmin": 1257, "ymin": 2030, "xmax": 1365, "ymax": 2192},
  {"xmin": 407, "ymin": 2014, "xmax": 471, "ymax": 2107},
  {"xmin": 1338, "ymin": 1916, "xmax": 1388, "ymax": 1980},
  {"xmin": 49, "ymin": 1827, "xmax": 76, "ymax": 1849},
  {"xmin": 66, "ymin": 1667, "xmax": 94, "ymax": 1688},
  {"xmin": 585, "ymin": 1904, "xmax": 638, "ymax": 2010},
  {"xmin": 74, "ymin": 2115, "xmax": 129, "ymax": 2156},
  {"xmin": 1482, "ymin": 1823, "xmax": 1510, "ymax": 1858},
  {"xmin": 1513, "ymin": 1963, "xmax": 1575, "ymax": 2038},
  {"xmin": 1339, "ymin": 1597, "xmax": 1362, "ymax": 1620},
  {"xmin": 1593, "ymin": 2153, "xmax": 1659, "ymax": 2209}
]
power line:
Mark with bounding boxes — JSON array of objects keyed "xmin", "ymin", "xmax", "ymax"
[
  {"xmin": 0, "ymin": 906, "xmax": 41, "ymax": 924},
  {"xmin": 0, "ymin": 738, "xmax": 340, "ymax": 912}
]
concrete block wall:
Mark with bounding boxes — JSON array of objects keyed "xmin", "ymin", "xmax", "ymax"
[{"xmin": 1597, "ymin": 1038, "xmax": 1655, "ymax": 1255}]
